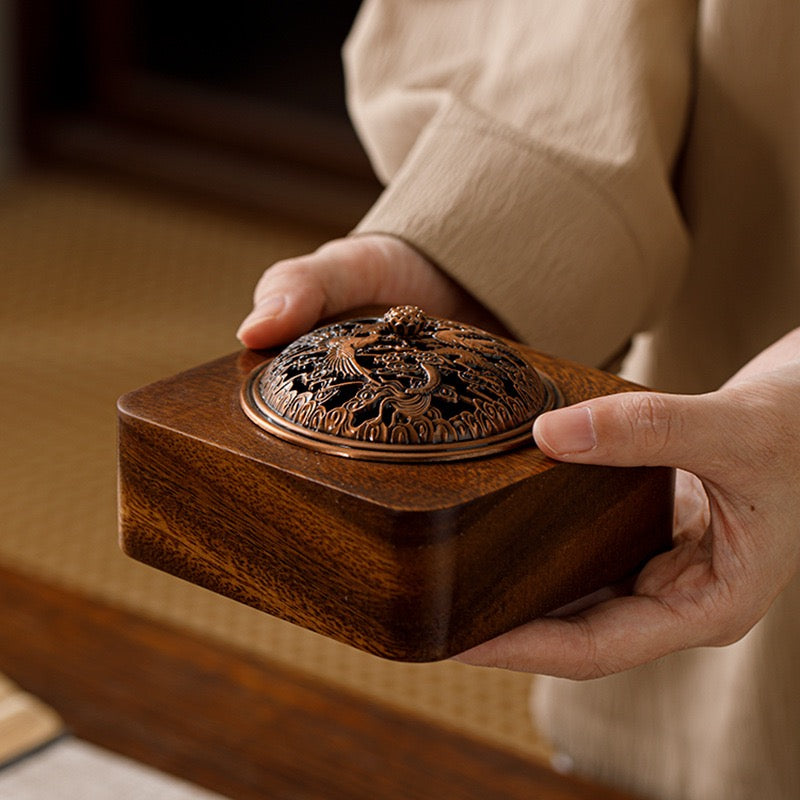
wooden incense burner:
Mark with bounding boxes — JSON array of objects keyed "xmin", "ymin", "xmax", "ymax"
[{"xmin": 118, "ymin": 307, "xmax": 673, "ymax": 662}]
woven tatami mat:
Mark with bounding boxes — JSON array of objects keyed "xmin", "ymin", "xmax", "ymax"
[{"xmin": 0, "ymin": 169, "xmax": 549, "ymax": 761}]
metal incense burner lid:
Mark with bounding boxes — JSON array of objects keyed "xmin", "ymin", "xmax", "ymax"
[{"xmin": 241, "ymin": 306, "xmax": 563, "ymax": 462}]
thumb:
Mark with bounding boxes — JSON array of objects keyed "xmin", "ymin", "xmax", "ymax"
[
  {"xmin": 237, "ymin": 234, "xmax": 444, "ymax": 349},
  {"xmin": 237, "ymin": 236, "xmax": 395, "ymax": 349},
  {"xmin": 532, "ymin": 391, "xmax": 736, "ymax": 478}
]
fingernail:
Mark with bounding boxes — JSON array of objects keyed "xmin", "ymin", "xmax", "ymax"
[
  {"xmin": 236, "ymin": 295, "xmax": 286, "ymax": 339},
  {"xmin": 533, "ymin": 406, "xmax": 596, "ymax": 455}
]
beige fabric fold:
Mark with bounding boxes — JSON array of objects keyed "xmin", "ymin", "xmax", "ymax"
[
  {"xmin": 346, "ymin": 0, "xmax": 693, "ymax": 369},
  {"xmin": 344, "ymin": 1, "xmax": 800, "ymax": 798}
]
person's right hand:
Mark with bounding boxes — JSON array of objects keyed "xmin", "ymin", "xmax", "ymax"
[
  {"xmin": 454, "ymin": 327, "xmax": 800, "ymax": 679},
  {"xmin": 236, "ymin": 234, "xmax": 503, "ymax": 349}
]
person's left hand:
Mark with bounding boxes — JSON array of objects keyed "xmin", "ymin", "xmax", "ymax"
[
  {"xmin": 454, "ymin": 327, "xmax": 800, "ymax": 679},
  {"xmin": 237, "ymin": 234, "xmax": 503, "ymax": 349}
]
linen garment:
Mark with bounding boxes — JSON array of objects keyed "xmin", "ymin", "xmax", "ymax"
[{"xmin": 343, "ymin": 2, "xmax": 800, "ymax": 799}]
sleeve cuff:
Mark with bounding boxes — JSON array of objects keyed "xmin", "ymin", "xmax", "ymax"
[{"xmin": 353, "ymin": 99, "xmax": 687, "ymax": 367}]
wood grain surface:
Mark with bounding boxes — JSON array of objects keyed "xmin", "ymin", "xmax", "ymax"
[
  {"xmin": 118, "ymin": 347, "xmax": 673, "ymax": 660},
  {"xmin": 0, "ymin": 564, "xmax": 644, "ymax": 800}
]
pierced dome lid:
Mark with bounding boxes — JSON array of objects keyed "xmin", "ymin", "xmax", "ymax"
[{"xmin": 241, "ymin": 306, "xmax": 562, "ymax": 462}]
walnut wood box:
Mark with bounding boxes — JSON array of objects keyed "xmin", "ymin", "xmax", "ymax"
[{"xmin": 118, "ymin": 346, "xmax": 673, "ymax": 662}]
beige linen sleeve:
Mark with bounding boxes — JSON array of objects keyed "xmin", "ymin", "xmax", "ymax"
[{"xmin": 344, "ymin": 0, "xmax": 695, "ymax": 366}]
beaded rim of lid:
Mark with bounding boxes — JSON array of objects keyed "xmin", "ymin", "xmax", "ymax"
[{"xmin": 240, "ymin": 306, "xmax": 563, "ymax": 462}]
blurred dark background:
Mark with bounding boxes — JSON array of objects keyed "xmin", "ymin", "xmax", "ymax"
[{"xmin": 13, "ymin": 0, "xmax": 380, "ymax": 231}]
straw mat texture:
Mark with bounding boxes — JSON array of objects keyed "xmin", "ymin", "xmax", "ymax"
[{"xmin": 0, "ymin": 169, "xmax": 548, "ymax": 761}]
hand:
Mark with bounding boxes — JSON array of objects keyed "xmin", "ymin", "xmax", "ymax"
[
  {"xmin": 455, "ymin": 327, "xmax": 800, "ymax": 679},
  {"xmin": 237, "ymin": 234, "xmax": 504, "ymax": 349}
]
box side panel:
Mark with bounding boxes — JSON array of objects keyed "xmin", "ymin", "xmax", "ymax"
[
  {"xmin": 435, "ymin": 463, "xmax": 674, "ymax": 656},
  {"xmin": 118, "ymin": 412, "xmax": 464, "ymax": 660}
]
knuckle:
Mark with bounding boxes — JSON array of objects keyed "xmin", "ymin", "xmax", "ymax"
[
  {"xmin": 317, "ymin": 237, "xmax": 383, "ymax": 306},
  {"xmin": 710, "ymin": 625, "xmax": 748, "ymax": 647},
  {"xmin": 672, "ymin": 577, "xmax": 758, "ymax": 648},
  {"xmin": 706, "ymin": 607, "xmax": 757, "ymax": 646},
  {"xmin": 569, "ymin": 618, "xmax": 613, "ymax": 680},
  {"xmin": 253, "ymin": 258, "xmax": 301, "ymax": 300},
  {"xmin": 314, "ymin": 237, "xmax": 349, "ymax": 259},
  {"xmin": 709, "ymin": 580, "xmax": 766, "ymax": 646},
  {"xmin": 618, "ymin": 393, "xmax": 677, "ymax": 454}
]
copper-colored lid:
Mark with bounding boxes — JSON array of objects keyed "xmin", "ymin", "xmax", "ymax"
[{"xmin": 241, "ymin": 306, "xmax": 562, "ymax": 462}]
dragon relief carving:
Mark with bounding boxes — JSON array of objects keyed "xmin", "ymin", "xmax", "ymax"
[{"xmin": 254, "ymin": 306, "xmax": 555, "ymax": 449}]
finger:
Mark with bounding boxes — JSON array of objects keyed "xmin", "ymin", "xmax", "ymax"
[
  {"xmin": 237, "ymin": 234, "xmax": 456, "ymax": 349},
  {"xmin": 532, "ymin": 391, "xmax": 739, "ymax": 479},
  {"xmin": 237, "ymin": 233, "xmax": 508, "ymax": 349},
  {"xmin": 237, "ymin": 237, "xmax": 387, "ymax": 348},
  {"xmin": 454, "ymin": 592, "xmax": 697, "ymax": 679}
]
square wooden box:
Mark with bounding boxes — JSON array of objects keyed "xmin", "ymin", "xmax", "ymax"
[{"xmin": 118, "ymin": 346, "xmax": 673, "ymax": 662}]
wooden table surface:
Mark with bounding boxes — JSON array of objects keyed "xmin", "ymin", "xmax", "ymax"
[{"xmin": 0, "ymin": 564, "xmax": 643, "ymax": 800}]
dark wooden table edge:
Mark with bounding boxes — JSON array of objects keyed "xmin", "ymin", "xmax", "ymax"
[{"xmin": 0, "ymin": 562, "xmax": 642, "ymax": 800}]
